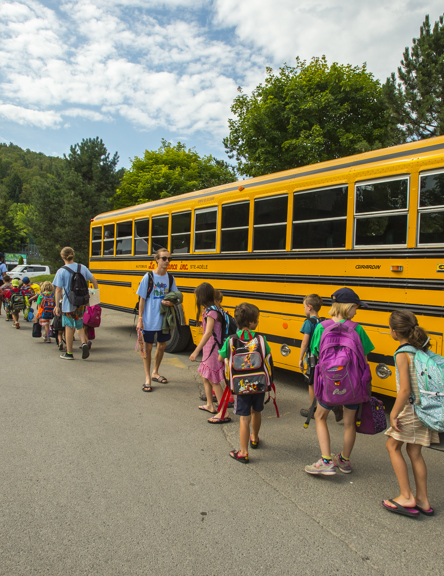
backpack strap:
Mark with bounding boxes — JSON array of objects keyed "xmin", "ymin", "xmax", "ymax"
[{"xmin": 145, "ymin": 271, "xmax": 174, "ymax": 299}]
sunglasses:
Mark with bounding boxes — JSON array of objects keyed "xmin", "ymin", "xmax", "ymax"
[{"xmin": 159, "ymin": 256, "xmax": 172, "ymax": 262}]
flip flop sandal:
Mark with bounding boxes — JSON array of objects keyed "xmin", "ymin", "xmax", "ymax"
[
  {"xmin": 199, "ymin": 405, "xmax": 217, "ymax": 414},
  {"xmin": 250, "ymin": 436, "xmax": 260, "ymax": 449},
  {"xmin": 415, "ymin": 506, "xmax": 434, "ymax": 516},
  {"xmin": 152, "ymin": 376, "xmax": 168, "ymax": 383},
  {"xmin": 208, "ymin": 417, "xmax": 232, "ymax": 424},
  {"xmin": 382, "ymin": 499, "xmax": 419, "ymax": 517},
  {"xmin": 142, "ymin": 385, "xmax": 152, "ymax": 392},
  {"xmin": 229, "ymin": 450, "xmax": 249, "ymax": 463}
]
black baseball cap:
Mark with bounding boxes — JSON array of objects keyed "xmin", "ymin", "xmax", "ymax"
[{"xmin": 331, "ymin": 287, "xmax": 369, "ymax": 309}]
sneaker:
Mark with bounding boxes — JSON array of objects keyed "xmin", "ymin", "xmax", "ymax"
[
  {"xmin": 11, "ymin": 322, "xmax": 16, "ymax": 328},
  {"xmin": 305, "ymin": 458, "xmax": 336, "ymax": 475},
  {"xmin": 332, "ymin": 453, "xmax": 352, "ymax": 474},
  {"xmin": 15, "ymin": 322, "xmax": 20, "ymax": 329},
  {"xmin": 59, "ymin": 341, "xmax": 64, "ymax": 351},
  {"xmin": 332, "ymin": 405, "xmax": 344, "ymax": 422},
  {"xmin": 229, "ymin": 450, "xmax": 249, "ymax": 464},
  {"xmin": 60, "ymin": 352, "xmax": 74, "ymax": 360},
  {"xmin": 81, "ymin": 343, "xmax": 90, "ymax": 359}
]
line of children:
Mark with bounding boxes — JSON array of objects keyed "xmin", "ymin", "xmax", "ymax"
[{"xmin": 3, "ymin": 278, "xmax": 28, "ymax": 328}]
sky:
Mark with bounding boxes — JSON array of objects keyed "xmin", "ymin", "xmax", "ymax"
[{"xmin": 0, "ymin": 0, "xmax": 443, "ymax": 170}]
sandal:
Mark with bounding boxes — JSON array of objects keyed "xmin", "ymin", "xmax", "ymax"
[
  {"xmin": 229, "ymin": 450, "xmax": 249, "ymax": 464},
  {"xmin": 151, "ymin": 375, "xmax": 168, "ymax": 383},
  {"xmin": 142, "ymin": 384, "xmax": 152, "ymax": 392}
]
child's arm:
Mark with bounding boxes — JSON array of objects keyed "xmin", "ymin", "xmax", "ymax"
[
  {"xmin": 189, "ymin": 316, "xmax": 215, "ymax": 362},
  {"xmin": 390, "ymin": 352, "xmax": 411, "ymax": 432},
  {"xmin": 299, "ymin": 333, "xmax": 310, "ymax": 370}
]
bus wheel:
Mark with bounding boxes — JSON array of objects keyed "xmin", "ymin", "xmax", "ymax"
[{"xmin": 165, "ymin": 323, "xmax": 191, "ymax": 353}]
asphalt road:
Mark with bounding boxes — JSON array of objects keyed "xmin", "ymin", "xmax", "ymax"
[{"xmin": 0, "ymin": 309, "xmax": 442, "ymax": 576}]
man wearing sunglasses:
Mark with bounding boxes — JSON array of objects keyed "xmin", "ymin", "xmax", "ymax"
[{"xmin": 136, "ymin": 248, "xmax": 178, "ymax": 392}]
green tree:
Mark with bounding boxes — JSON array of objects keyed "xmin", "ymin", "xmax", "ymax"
[
  {"xmin": 29, "ymin": 138, "xmax": 123, "ymax": 266},
  {"xmin": 114, "ymin": 140, "xmax": 236, "ymax": 209},
  {"xmin": 224, "ymin": 57, "xmax": 402, "ymax": 177},
  {"xmin": 0, "ymin": 190, "xmax": 22, "ymax": 250},
  {"xmin": 383, "ymin": 14, "xmax": 444, "ymax": 140}
]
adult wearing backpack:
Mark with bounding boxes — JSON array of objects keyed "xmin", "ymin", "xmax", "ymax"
[
  {"xmin": 0, "ymin": 252, "xmax": 7, "ymax": 285},
  {"xmin": 136, "ymin": 248, "xmax": 178, "ymax": 392},
  {"xmin": 53, "ymin": 246, "xmax": 98, "ymax": 360}
]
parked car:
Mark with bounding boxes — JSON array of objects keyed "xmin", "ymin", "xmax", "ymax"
[{"xmin": 9, "ymin": 264, "xmax": 51, "ymax": 280}]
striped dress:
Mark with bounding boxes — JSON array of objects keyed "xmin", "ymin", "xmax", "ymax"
[{"xmin": 385, "ymin": 347, "xmax": 440, "ymax": 446}]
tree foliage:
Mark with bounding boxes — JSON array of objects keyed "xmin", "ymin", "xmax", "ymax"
[
  {"xmin": 383, "ymin": 14, "xmax": 444, "ymax": 140},
  {"xmin": 0, "ymin": 191, "xmax": 22, "ymax": 250},
  {"xmin": 224, "ymin": 57, "xmax": 402, "ymax": 177},
  {"xmin": 29, "ymin": 138, "xmax": 123, "ymax": 266},
  {"xmin": 114, "ymin": 140, "xmax": 236, "ymax": 209}
]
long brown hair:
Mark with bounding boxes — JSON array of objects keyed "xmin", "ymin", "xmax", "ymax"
[
  {"xmin": 389, "ymin": 310, "xmax": 430, "ymax": 350},
  {"xmin": 195, "ymin": 282, "xmax": 215, "ymax": 321}
]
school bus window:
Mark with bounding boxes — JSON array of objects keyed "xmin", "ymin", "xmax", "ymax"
[
  {"xmin": 116, "ymin": 221, "xmax": 133, "ymax": 255},
  {"xmin": 418, "ymin": 171, "xmax": 444, "ymax": 244},
  {"xmin": 91, "ymin": 226, "xmax": 102, "ymax": 256},
  {"xmin": 134, "ymin": 219, "xmax": 149, "ymax": 255},
  {"xmin": 103, "ymin": 224, "xmax": 115, "ymax": 255},
  {"xmin": 292, "ymin": 186, "xmax": 347, "ymax": 249},
  {"xmin": 171, "ymin": 212, "xmax": 191, "ymax": 254},
  {"xmin": 253, "ymin": 195, "xmax": 288, "ymax": 251},
  {"xmin": 354, "ymin": 178, "xmax": 409, "ymax": 247},
  {"xmin": 195, "ymin": 208, "xmax": 217, "ymax": 251},
  {"xmin": 151, "ymin": 215, "xmax": 169, "ymax": 253},
  {"xmin": 221, "ymin": 201, "xmax": 249, "ymax": 252}
]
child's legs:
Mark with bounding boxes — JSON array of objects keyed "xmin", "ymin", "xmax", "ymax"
[
  {"xmin": 406, "ymin": 443, "xmax": 430, "ymax": 508},
  {"xmin": 202, "ymin": 377, "xmax": 217, "ymax": 410},
  {"xmin": 65, "ymin": 326, "xmax": 74, "ymax": 353},
  {"xmin": 44, "ymin": 324, "xmax": 49, "ymax": 338},
  {"xmin": 251, "ymin": 408, "xmax": 261, "ymax": 441},
  {"xmin": 239, "ymin": 415, "xmax": 251, "ymax": 456},
  {"xmin": 308, "ymin": 383, "xmax": 315, "ymax": 404},
  {"xmin": 142, "ymin": 343, "xmax": 153, "ymax": 384},
  {"xmin": 341, "ymin": 407, "xmax": 357, "ymax": 459},
  {"xmin": 12, "ymin": 311, "xmax": 19, "ymax": 323},
  {"xmin": 386, "ymin": 437, "xmax": 415, "ymax": 503},
  {"xmin": 314, "ymin": 405, "xmax": 331, "ymax": 457}
]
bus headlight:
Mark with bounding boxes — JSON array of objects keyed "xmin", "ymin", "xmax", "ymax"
[
  {"xmin": 376, "ymin": 363, "xmax": 392, "ymax": 379},
  {"xmin": 280, "ymin": 344, "xmax": 291, "ymax": 357}
]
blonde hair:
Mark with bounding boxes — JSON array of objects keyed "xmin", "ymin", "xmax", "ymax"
[
  {"xmin": 41, "ymin": 281, "xmax": 54, "ymax": 293},
  {"xmin": 60, "ymin": 247, "xmax": 74, "ymax": 261},
  {"xmin": 329, "ymin": 302, "xmax": 356, "ymax": 319}
]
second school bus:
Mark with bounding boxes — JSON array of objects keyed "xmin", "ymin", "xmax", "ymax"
[{"xmin": 89, "ymin": 136, "xmax": 444, "ymax": 397}]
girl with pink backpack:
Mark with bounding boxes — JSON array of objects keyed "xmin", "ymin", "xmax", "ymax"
[{"xmin": 305, "ymin": 288, "xmax": 374, "ymax": 476}]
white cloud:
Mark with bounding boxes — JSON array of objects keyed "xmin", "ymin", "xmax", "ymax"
[{"xmin": 0, "ymin": 103, "xmax": 61, "ymax": 128}]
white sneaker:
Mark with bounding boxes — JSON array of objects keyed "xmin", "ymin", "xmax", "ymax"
[{"xmin": 305, "ymin": 458, "xmax": 336, "ymax": 475}]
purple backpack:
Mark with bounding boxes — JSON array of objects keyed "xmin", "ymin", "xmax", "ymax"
[{"xmin": 313, "ymin": 320, "xmax": 371, "ymax": 406}]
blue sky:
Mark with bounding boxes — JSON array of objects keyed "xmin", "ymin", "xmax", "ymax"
[{"xmin": 0, "ymin": 0, "xmax": 443, "ymax": 170}]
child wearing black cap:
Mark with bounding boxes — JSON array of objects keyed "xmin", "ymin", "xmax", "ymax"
[{"xmin": 305, "ymin": 287, "xmax": 374, "ymax": 476}]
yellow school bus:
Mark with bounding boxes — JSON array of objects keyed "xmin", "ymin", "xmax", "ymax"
[{"xmin": 89, "ymin": 136, "xmax": 444, "ymax": 397}]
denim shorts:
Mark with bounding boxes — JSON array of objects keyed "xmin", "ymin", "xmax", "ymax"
[
  {"xmin": 318, "ymin": 402, "xmax": 359, "ymax": 411},
  {"xmin": 234, "ymin": 393, "xmax": 266, "ymax": 416},
  {"xmin": 142, "ymin": 330, "xmax": 171, "ymax": 344}
]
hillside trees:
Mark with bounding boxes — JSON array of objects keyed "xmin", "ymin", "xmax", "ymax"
[
  {"xmin": 383, "ymin": 14, "xmax": 444, "ymax": 140},
  {"xmin": 114, "ymin": 140, "xmax": 236, "ymax": 209},
  {"xmin": 29, "ymin": 138, "xmax": 123, "ymax": 266},
  {"xmin": 224, "ymin": 57, "xmax": 403, "ymax": 177}
]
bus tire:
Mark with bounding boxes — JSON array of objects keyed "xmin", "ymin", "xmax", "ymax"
[{"xmin": 165, "ymin": 323, "xmax": 191, "ymax": 353}]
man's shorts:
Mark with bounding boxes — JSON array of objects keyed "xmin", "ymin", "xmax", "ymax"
[
  {"xmin": 234, "ymin": 393, "xmax": 266, "ymax": 416},
  {"xmin": 142, "ymin": 330, "xmax": 171, "ymax": 344},
  {"xmin": 62, "ymin": 314, "xmax": 84, "ymax": 330},
  {"xmin": 318, "ymin": 401, "xmax": 359, "ymax": 411}
]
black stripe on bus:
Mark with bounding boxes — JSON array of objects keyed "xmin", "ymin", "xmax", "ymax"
[
  {"xmin": 177, "ymin": 286, "xmax": 444, "ymax": 317},
  {"xmin": 90, "ymin": 247, "xmax": 444, "ymax": 262},
  {"xmin": 100, "ymin": 303, "xmax": 136, "ymax": 314},
  {"xmin": 93, "ymin": 141, "xmax": 444, "ymax": 220},
  {"xmin": 97, "ymin": 279, "xmax": 132, "ymax": 287},
  {"xmin": 89, "ymin": 268, "xmax": 444, "ymax": 292}
]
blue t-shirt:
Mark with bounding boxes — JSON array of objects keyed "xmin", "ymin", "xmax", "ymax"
[
  {"xmin": 53, "ymin": 263, "xmax": 93, "ymax": 313},
  {"xmin": 300, "ymin": 317, "xmax": 320, "ymax": 347},
  {"xmin": 136, "ymin": 272, "xmax": 177, "ymax": 332},
  {"xmin": 0, "ymin": 262, "xmax": 7, "ymax": 278}
]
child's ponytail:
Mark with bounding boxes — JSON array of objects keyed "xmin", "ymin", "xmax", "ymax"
[{"xmin": 389, "ymin": 310, "xmax": 430, "ymax": 350}]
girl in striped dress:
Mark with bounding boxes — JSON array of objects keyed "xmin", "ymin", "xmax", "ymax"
[{"xmin": 383, "ymin": 310, "xmax": 439, "ymax": 518}]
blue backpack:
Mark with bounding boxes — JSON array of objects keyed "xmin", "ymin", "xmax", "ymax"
[{"xmin": 394, "ymin": 345, "xmax": 444, "ymax": 433}]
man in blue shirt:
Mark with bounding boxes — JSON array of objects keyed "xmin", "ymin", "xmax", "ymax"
[
  {"xmin": 136, "ymin": 248, "xmax": 177, "ymax": 392},
  {"xmin": 53, "ymin": 246, "xmax": 98, "ymax": 360}
]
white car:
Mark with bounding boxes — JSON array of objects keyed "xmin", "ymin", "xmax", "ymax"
[{"xmin": 9, "ymin": 264, "xmax": 51, "ymax": 280}]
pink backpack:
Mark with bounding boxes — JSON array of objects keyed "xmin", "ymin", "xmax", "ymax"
[{"xmin": 83, "ymin": 304, "xmax": 101, "ymax": 328}]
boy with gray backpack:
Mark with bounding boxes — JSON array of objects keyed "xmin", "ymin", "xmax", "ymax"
[{"xmin": 305, "ymin": 288, "xmax": 374, "ymax": 476}]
